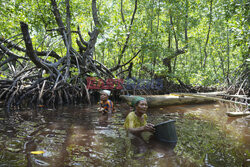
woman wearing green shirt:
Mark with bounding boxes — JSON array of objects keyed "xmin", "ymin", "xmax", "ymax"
[{"xmin": 124, "ymin": 96, "xmax": 155, "ymax": 135}]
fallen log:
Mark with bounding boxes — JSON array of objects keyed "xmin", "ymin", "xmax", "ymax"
[
  {"xmin": 173, "ymin": 93, "xmax": 249, "ymax": 106},
  {"xmin": 120, "ymin": 94, "xmax": 215, "ymax": 107},
  {"xmin": 226, "ymin": 111, "xmax": 250, "ymax": 117},
  {"xmin": 197, "ymin": 91, "xmax": 227, "ymax": 96}
]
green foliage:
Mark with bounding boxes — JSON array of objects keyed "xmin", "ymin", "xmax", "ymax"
[
  {"xmin": 0, "ymin": 74, "xmax": 7, "ymax": 79},
  {"xmin": 0, "ymin": 0, "xmax": 248, "ymax": 87}
]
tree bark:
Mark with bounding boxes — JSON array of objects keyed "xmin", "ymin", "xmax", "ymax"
[
  {"xmin": 20, "ymin": 22, "xmax": 50, "ymax": 71},
  {"xmin": 203, "ymin": 0, "xmax": 213, "ymax": 68}
]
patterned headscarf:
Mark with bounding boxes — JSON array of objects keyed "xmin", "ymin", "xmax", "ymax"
[{"xmin": 131, "ymin": 96, "xmax": 146, "ymax": 107}]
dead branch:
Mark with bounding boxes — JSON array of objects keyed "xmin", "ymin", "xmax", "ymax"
[{"xmin": 20, "ymin": 22, "xmax": 50, "ymax": 72}]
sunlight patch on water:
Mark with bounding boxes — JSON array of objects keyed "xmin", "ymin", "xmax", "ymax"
[
  {"xmin": 33, "ymin": 159, "xmax": 50, "ymax": 166},
  {"xmin": 184, "ymin": 102, "xmax": 249, "ymax": 142}
]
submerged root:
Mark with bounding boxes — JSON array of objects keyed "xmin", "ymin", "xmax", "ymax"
[{"xmin": 0, "ymin": 78, "xmax": 89, "ymax": 113}]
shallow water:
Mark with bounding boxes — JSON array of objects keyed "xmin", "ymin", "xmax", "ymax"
[{"xmin": 0, "ymin": 102, "xmax": 249, "ymax": 167}]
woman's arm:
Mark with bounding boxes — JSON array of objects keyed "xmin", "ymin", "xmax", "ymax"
[{"xmin": 128, "ymin": 123, "xmax": 155, "ymax": 135}]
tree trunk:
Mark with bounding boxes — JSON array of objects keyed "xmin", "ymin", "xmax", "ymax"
[{"xmin": 203, "ymin": 0, "xmax": 213, "ymax": 69}]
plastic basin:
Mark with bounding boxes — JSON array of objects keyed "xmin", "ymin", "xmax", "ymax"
[{"xmin": 154, "ymin": 120, "xmax": 178, "ymax": 145}]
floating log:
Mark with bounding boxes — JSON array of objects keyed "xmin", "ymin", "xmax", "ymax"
[
  {"xmin": 226, "ymin": 112, "xmax": 250, "ymax": 117},
  {"xmin": 173, "ymin": 93, "xmax": 249, "ymax": 106},
  {"xmin": 120, "ymin": 94, "xmax": 215, "ymax": 107}
]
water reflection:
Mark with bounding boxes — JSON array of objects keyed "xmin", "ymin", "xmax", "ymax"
[
  {"xmin": 0, "ymin": 102, "xmax": 249, "ymax": 167},
  {"xmin": 98, "ymin": 114, "xmax": 109, "ymax": 127}
]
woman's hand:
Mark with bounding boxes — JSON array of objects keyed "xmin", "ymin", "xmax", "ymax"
[
  {"xmin": 143, "ymin": 123, "xmax": 155, "ymax": 132},
  {"xmin": 97, "ymin": 107, "xmax": 104, "ymax": 112}
]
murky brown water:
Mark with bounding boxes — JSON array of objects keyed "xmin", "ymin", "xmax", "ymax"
[{"xmin": 0, "ymin": 102, "xmax": 249, "ymax": 167}]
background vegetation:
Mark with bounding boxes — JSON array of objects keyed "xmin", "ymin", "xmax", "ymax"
[{"xmin": 0, "ymin": 0, "xmax": 249, "ymax": 110}]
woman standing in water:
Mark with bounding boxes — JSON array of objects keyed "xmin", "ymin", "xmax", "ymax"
[
  {"xmin": 98, "ymin": 90, "xmax": 115, "ymax": 114},
  {"xmin": 124, "ymin": 96, "xmax": 155, "ymax": 135}
]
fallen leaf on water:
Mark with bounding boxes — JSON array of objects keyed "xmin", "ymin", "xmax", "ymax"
[{"xmin": 30, "ymin": 151, "xmax": 45, "ymax": 154}]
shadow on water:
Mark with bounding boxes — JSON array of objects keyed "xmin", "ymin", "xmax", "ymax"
[{"xmin": 0, "ymin": 102, "xmax": 249, "ymax": 167}]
